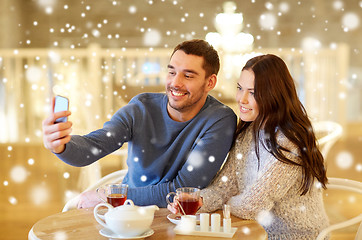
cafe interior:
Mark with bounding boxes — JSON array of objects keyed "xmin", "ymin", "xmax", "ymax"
[{"xmin": 0, "ymin": 0, "xmax": 361, "ymax": 239}]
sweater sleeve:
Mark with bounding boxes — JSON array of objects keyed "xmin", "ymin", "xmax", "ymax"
[
  {"xmin": 127, "ymin": 113, "xmax": 236, "ymax": 207},
  {"xmin": 198, "ymin": 147, "xmax": 239, "ymax": 213},
  {"xmin": 55, "ymin": 103, "xmax": 135, "ymax": 167}
]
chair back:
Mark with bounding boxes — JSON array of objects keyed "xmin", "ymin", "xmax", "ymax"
[
  {"xmin": 316, "ymin": 177, "xmax": 362, "ymax": 240},
  {"xmin": 62, "ymin": 169, "xmax": 128, "ymax": 212},
  {"xmin": 313, "ymin": 121, "xmax": 343, "ymax": 159}
]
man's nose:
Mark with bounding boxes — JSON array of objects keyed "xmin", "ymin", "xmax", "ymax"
[{"xmin": 171, "ymin": 73, "xmax": 183, "ymax": 88}]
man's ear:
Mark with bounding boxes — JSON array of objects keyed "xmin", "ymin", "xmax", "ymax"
[{"xmin": 206, "ymin": 74, "xmax": 217, "ymax": 92}]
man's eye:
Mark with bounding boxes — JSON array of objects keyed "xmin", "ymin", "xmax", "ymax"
[
  {"xmin": 168, "ymin": 71, "xmax": 175, "ymax": 75},
  {"xmin": 185, "ymin": 74, "xmax": 193, "ymax": 79}
]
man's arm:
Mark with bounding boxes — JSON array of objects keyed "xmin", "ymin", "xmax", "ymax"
[
  {"xmin": 127, "ymin": 113, "xmax": 236, "ymax": 207},
  {"xmin": 54, "ymin": 103, "xmax": 135, "ymax": 167}
]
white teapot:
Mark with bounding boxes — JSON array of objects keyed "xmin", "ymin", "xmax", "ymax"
[{"xmin": 94, "ymin": 199, "xmax": 159, "ymax": 237}]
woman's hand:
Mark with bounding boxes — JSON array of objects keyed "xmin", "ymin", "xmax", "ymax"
[{"xmin": 167, "ymin": 193, "xmax": 203, "ymax": 214}]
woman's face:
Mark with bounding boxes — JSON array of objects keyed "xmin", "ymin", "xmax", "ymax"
[{"xmin": 236, "ymin": 69, "xmax": 259, "ymax": 122}]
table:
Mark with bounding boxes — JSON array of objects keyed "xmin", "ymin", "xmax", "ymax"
[{"xmin": 29, "ymin": 208, "xmax": 267, "ymax": 240}]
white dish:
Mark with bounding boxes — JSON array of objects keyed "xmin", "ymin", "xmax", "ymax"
[
  {"xmin": 99, "ymin": 228, "xmax": 154, "ymax": 239},
  {"xmin": 174, "ymin": 225, "xmax": 237, "ymax": 238},
  {"xmin": 167, "ymin": 214, "xmax": 200, "ymax": 225}
]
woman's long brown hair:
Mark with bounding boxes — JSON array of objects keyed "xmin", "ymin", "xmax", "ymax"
[{"xmin": 236, "ymin": 54, "xmax": 327, "ymax": 195}]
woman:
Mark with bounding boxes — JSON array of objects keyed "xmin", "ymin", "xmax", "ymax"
[{"xmin": 168, "ymin": 54, "xmax": 329, "ymax": 239}]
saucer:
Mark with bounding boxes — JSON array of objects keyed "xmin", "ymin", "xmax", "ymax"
[
  {"xmin": 167, "ymin": 214, "xmax": 200, "ymax": 225},
  {"xmin": 99, "ymin": 228, "xmax": 154, "ymax": 239}
]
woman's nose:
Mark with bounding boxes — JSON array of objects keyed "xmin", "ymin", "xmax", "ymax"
[{"xmin": 239, "ymin": 92, "xmax": 248, "ymax": 104}]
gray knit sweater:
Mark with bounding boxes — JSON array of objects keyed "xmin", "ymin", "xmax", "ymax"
[{"xmin": 200, "ymin": 125, "xmax": 329, "ymax": 240}]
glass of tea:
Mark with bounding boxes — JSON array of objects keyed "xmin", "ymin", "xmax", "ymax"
[
  {"xmin": 166, "ymin": 187, "xmax": 200, "ymax": 215},
  {"xmin": 96, "ymin": 183, "xmax": 128, "ymax": 207}
]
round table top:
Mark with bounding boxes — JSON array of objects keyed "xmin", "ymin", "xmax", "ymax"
[{"xmin": 29, "ymin": 208, "xmax": 267, "ymax": 240}]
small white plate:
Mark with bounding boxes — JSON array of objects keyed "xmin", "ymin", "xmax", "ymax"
[
  {"xmin": 167, "ymin": 214, "xmax": 200, "ymax": 225},
  {"xmin": 99, "ymin": 228, "xmax": 154, "ymax": 239}
]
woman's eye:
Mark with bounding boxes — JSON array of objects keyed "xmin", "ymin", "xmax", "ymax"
[{"xmin": 250, "ymin": 92, "xmax": 255, "ymax": 96}]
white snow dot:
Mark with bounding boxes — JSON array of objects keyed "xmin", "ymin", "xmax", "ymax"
[
  {"xmin": 26, "ymin": 66, "xmax": 43, "ymax": 83},
  {"xmin": 7, "ymin": 146, "xmax": 13, "ymax": 151},
  {"xmin": 259, "ymin": 13, "xmax": 277, "ymax": 30},
  {"xmin": 279, "ymin": 2, "xmax": 289, "ymax": 13},
  {"xmin": 236, "ymin": 153, "xmax": 243, "ymax": 160},
  {"xmin": 356, "ymin": 164, "xmax": 362, "ymax": 172},
  {"xmin": 187, "ymin": 151, "xmax": 204, "ymax": 168},
  {"xmin": 63, "ymin": 172, "xmax": 70, "ymax": 179},
  {"xmin": 140, "ymin": 175, "xmax": 147, "ymax": 182},
  {"xmin": 335, "ymin": 151, "xmax": 353, "ymax": 169},
  {"xmin": 315, "ymin": 181, "xmax": 323, "ymax": 189},
  {"xmin": 106, "ymin": 132, "xmax": 112, "ymax": 137},
  {"xmin": 333, "ymin": 0, "xmax": 344, "ymax": 11},
  {"xmin": 30, "ymin": 186, "xmax": 49, "ymax": 205},
  {"xmin": 9, "ymin": 196, "xmax": 18, "ymax": 205},
  {"xmin": 242, "ymin": 226, "xmax": 250, "ymax": 235},
  {"xmin": 221, "ymin": 176, "xmax": 228, "ymax": 182},
  {"xmin": 92, "ymin": 29, "xmax": 100, "ymax": 38},
  {"xmin": 91, "ymin": 147, "xmax": 100, "ymax": 155},
  {"xmin": 143, "ymin": 29, "xmax": 161, "ymax": 46},
  {"xmin": 342, "ymin": 12, "xmax": 360, "ymax": 31},
  {"xmin": 129, "ymin": 6, "xmax": 137, "ymax": 14},
  {"xmin": 54, "ymin": 231, "xmax": 67, "ymax": 240},
  {"xmin": 208, "ymin": 156, "xmax": 215, "ymax": 162},
  {"xmin": 10, "ymin": 166, "xmax": 27, "ymax": 183},
  {"xmin": 28, "ymin": 158, "xmax": 35, "ymax": 165},
  {"xmin": 187, "ymin": 165, "xmax": 194, "ymax": 172},
  {"xmin": 134, "ymin": 157, "xmax": 139, "ymax": 162},
  {"xmin": 3, "ymin": 181, "xmax": 9, "ymax": 186},
  {"xmin": 265, "ymin": 2, "xmax": 274, "ymax": 10},
  {"xmin": 348, "ymin": 195, "xmax": 356, "ymax": 203},
  {"xmin": 256, "ymin": 210, "xmax": 274, "ymax": 226}
]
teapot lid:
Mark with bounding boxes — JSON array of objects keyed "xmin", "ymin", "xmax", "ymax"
[{"xmin": 106, "ymin": 200, "xmax": 150, "ymax": 219}]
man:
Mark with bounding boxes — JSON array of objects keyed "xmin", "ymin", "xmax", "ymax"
[{"xmin": 42, "ymin": 39, "xmax": 236, "ymax": 208}]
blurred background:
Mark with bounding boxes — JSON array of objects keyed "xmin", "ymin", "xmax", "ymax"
[{"xmin": 0, "ymin": 0, "xmax": 361, "ymax": 239}]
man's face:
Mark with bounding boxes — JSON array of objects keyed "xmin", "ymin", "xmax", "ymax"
[{"xmin": 166, "ymin": 50, "xmax": 211, "ymax": 121}]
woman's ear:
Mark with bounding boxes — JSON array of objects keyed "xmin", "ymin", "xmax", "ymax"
[{"xmin": 206, "ymin": 74, "xmax": 217, "ymax": 92}]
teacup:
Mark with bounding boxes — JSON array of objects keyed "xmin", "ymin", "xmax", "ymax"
[
  {"xmin": 96, "ymin": 183, "xmax": 128, "ymax": 207},
  {"xmin": 166, "ymin": 187, "xmax": 200, "ymax": 215}
]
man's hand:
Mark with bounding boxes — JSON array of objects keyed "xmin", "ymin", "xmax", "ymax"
[
  {"xmin": 77, "ymin": 190, "xmax": 104, "ymax": 209},
  {"xmin": 42, "ymin": 97, "xmax": 72, "ymax": 154}
]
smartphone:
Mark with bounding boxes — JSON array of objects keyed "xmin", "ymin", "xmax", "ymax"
[{"xmin": 54, "ymin": 95, "xmax": 69, "ymax": 123}]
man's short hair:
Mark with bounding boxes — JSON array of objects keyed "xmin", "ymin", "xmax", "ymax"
[{"xmin": 171, "ymin": 39, "xmax": 220, "ymax": 78}]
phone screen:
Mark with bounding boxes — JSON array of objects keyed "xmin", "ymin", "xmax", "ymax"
[{"xmin": 54, "ymin": 95, "xmax": 69, "ymax": 123}]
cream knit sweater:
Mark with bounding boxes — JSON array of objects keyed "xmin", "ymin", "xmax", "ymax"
[{"xmin": 200, "ymin": 126, "xmax": 329, "ymax": 240}]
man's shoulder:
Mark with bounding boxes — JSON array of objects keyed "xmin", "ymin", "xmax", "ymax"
[
  {"xmin": 204, "ymin": 95, "xmax": 236, "ymax": 116},
  {"xmin": 129, "ymin": 93, "xmax": 166, "ymax": 106}
]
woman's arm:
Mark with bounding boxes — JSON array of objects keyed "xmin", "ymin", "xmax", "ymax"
[{"xmin": 199, "ymin": 148, "xmax": 240, "ymax": 213}]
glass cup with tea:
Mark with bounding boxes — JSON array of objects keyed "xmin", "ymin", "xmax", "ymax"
[
  {"xmin": 96, "ymin": 183, "xmax": 128, "ymax": 207},
  {"xmin": 166, "ymin": 187, "xmax": 200, "ymax": 215}
]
